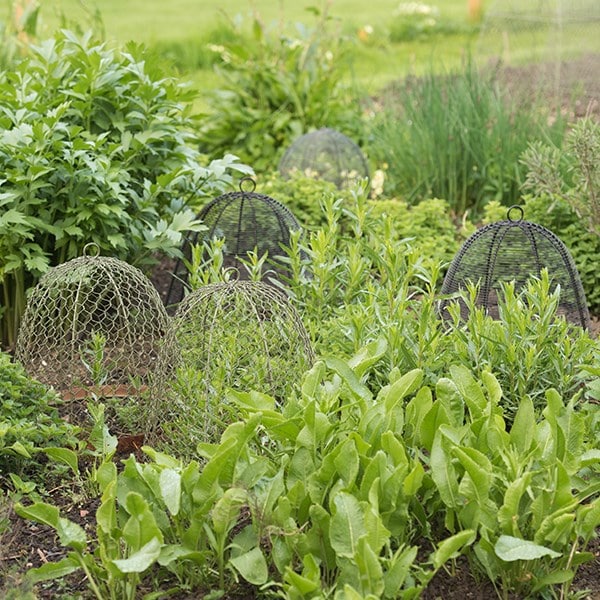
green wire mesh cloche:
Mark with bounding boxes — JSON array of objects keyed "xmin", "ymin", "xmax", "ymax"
[
  {"xmin": 148, "ymin": 280, "xmax": 315, "ymax": 457},
  {"xmin": 15, "ymin": 245, "xmax": 169, "ymax": 393}
]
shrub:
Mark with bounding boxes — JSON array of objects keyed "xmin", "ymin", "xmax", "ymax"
[
  {"xmin": 368, "ymin": 61, "xmax": 566, "ymax": 215},
  {"xmin": 0, "ymin": 29, "xmax": 252, "ymax": 348},
  {"xmin": 521, "ymin": 118, "xmax": 599, "ymax": 235},
  {"xmin": 388, "ymin": 2, "xmax": 473, "ymax": 42},
  {"xmin": 0, "ymin": 352, "xmax": 79, "ymax": 476},
  {"xmin": 197, "ymin": 8, "xmax": 366, "ymax": 172}
]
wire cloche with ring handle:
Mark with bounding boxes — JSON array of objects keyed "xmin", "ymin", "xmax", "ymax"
[
  {"xmin": 15, "ymin": 243, "xmax": 169, "ymax": 393},
  {"xmin": 278, "ymin": 127, "xmax": 370, "ymax": 190},
  {"xmin": 439, "ymin": 205, "xmax": 591, "ymax": 330},
  {"xmin": 165, "ymin": 177, "xmax": 303, "ymax": 310}
]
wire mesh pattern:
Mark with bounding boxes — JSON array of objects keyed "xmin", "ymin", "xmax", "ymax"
[
  {"xmin": 148, "ymin": 280, "xmax": 315, "ymax": 456},
  {"xmin": 439, "ymin": 206, "xmax": 591, "ymax": 329},
  {"xmin": 165, "ymin": 178, "xmax": 302, "ymax": 309},
  {"xmin": 15, "ymin": 246, "xmax": 169, "ymax": 392},
  {"xmin": 278, "ymin": 127, "xmax": 370, "ymax": 189}
]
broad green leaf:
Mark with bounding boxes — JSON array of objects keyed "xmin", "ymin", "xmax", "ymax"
[
  {"xmin": 122, "ymin": 493, "xmax": 163, "ymax": 549},
  {"xmin": 402, "ymin": 461, "xmax": 425, "ymax": 497},
  {"xmin": 382, "ymin": 368, "xmax": 423, "ymax": 412},
  {"xmin": 113, "ymin": 537, "xmax": 162, "ymax": 573},
  {"xmin": 324, "ymin": 356, "xmax": 372, "ymax": 402},
  {"xmin": 330, "ymin": 492, "xmax": 366, "ymax": 557},
  {"xmin": 43, "ymin": 447, "xmax": 79, "ymax": 477},
  {"xmin": 15, "ymin": 502, "xmax": 60, "ymax": 529},
  {"xmin": 577, "ymin": 498, "xmax": 600, "ymax": 540},
  {"xmin": 432, "ymin": 529, "xmax": 476, "ymax": 569},
  {"xmin": 57, "ymin": 517, "xmax": 87, "ymax": 550},
  {"xmin": 509, "ymin": 395, "xmax": 535, "ymax": 454},
  {"xmin": 10, "ymin": 441, "xmax": 31, "ymax": 457},
  {"xmin": 355, "ymin": 536, "xmax": 384, "ymax": 596},
  {"xmin": 334, "ymin": 438, "xmax": 359, "ymax": 488},
  {"xmin": 301, "ymin": 361, "xmax": 326, "ymax": 399},
  {"xmin": 435, "ymin": 377, "xmax": 464, "ymax": 426},
  {"xmin": 420, "ymin": 402, "xmax": 451, "ymax": 452},
  {"xmin": 211, "ymin": 487, "xmax": 247, "ymax": 535},
  {"xmin": 452, "ymin": 446, "xmax": 492, "ymax": 502},
  {"xmin": 347, "ymin": 337, "xmax": 387, "ymax": 378},
  {"xmin": 494, "ymin": 535, "xmax": 561, "ymax": 561},
  {"xmin": 384, "ymin": 544, "xmax": 418, "ymax": 596},
  {"xmin": 159, "ymin": 468, "xmax": 181, "ymax": 516},
  {"xmin": 404, "ymin": 386, "xmax": 432, "ymax": 445},
  {"xmin": 580, "ymin": 449, "xmax": 600, "ymax": 467},
  {"xmin": 498, "ymin": 473, "xmax": 533, "ymax": 536},
  {"xmin": 532, "ymin": 569, "xmax": 575, "ymax": 592},
  {"xmin": 229, "ymin": 546, "xmax": 268, "ymax": 585},
  {"xmin": 430, "ymin": 429, "xmax": 460, "ymax": 508},
  {"xmin": 449, "ymin": 365, "xmax": 488, "ymax": 418},
  {"xmin": 27, "ymin": 555, "xmax": 80, "ymax": 583}
]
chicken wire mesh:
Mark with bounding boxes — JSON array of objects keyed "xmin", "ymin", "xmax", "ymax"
[
  {"xmin": 278, "ymin": 127, "xmax": 370, "ymax": 189},
  {"xmin": 165, "ymin": 177, "xmax": 303, "ymax": 310},
  {"xmin": 15, "ymin": 245, "xmax": 169, "ymax": 394},
  {"xmin": 439, "ymin": 206, "xmax": 591, "ymax": 330},
  {"xmin": 477, "ymin": 0, "xmax": 600, "ymax": 115},
  {"xmin": 148, "ymin": 280, "xmax": 315, "ymax": 457}
]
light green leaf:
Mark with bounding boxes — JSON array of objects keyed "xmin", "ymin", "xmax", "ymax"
[
  {"xmin": 330, "ymin": 492, "xmax": 366, "ymax": 557},
  {"xmin": 494, "ymin": 535, "xmax": 561, "ymax": 561},
  {"xmin": 27, "ymin": 555, "xmax": 80, "ymax": 583},
  {"xmin": 229, "ymin": 546, "xmax": 268, "ymax": 585},
  {"xmin": 43, "ymin": 447, "xmax": 79, "ymax": 477},
  {"xmin": 211, "ymin": 487, "xmax": 247, "ymax": 536},
  {"xmin": 113, "ymin": 537, "xmax": 162, "ymax": 573},
  {"xmin": 159, "ymin": 468, "xmax": 181, "ymax": 516},
  {"xmin": 510, "ymin": 395, "xmax": 535, "ymax": 454},
  {"xmin": 432, "ymin": 529, "xmax": 476, "ymax": 569}
]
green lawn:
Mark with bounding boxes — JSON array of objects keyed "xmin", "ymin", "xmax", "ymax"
[{"xmin": 2, "ymin": 1, "xmax": 598, "ymax": 95}]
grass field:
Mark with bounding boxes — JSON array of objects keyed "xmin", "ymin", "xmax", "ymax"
[{"xmin": 2, "ymin": 1, "xmax": 599, "ymax": 95}]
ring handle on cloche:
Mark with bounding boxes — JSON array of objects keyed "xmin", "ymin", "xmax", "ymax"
[
  {"xmin": 239, "ymin": 176, "xmax": 257, "ymax": 194},
  {"xmin": 507, "ymin": 205, "xmax": 524, "ymax": 223}
]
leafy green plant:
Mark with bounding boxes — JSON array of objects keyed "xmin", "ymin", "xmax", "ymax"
[
  {"xmin": 388, "ymin": 2, "xmax": 472, "ymax": 42},
  {"xmin": 419, "ymin": 365, "xmax": 600, "ymax": 599},
  {"xmin": 0, "ymin": 351, "xmax": 79, "ymax": 476},
  {"xmin": 442, "ymin": 272, "xmax": 597, "ymax": 419},
  {"xmin": 519, "ymin": 119, "xmax": 600, "ymax": 315},
  {"xmin": 368, "ymin": 60, "xmax": 566, "ymax": 215},
  {"xmin": 521, "ymin": 117, "xmax": 599, "ymax": 236},
  {"xmin": 0, "ymin": 29, "xmax": 251, "ymax": 349},
  {"xmin": 15, "ymin": 349, "xmax": 481, "ymax": 598},
  {"xmin": 198, "ymin": 7, "xmax": 366, "ymax": 172}
]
